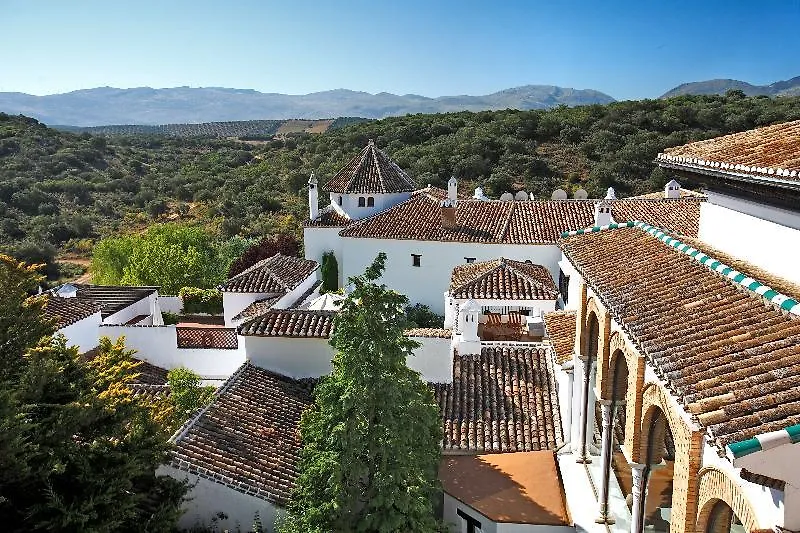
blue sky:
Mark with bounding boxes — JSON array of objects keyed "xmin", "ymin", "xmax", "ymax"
[{"xmin": 2, "ymin": 0, "xmax": 799, "ymax": 100}]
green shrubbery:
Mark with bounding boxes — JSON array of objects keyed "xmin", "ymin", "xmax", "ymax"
[
  {"xmin": 179, "ymin": 286, "xmax": 223, "ymax": 315},
  {"xmin": 320, "ymin": 251, "xmax": 339, "ymax": 293}
]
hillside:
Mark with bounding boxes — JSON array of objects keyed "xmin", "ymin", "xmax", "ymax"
[
  {"xmin": 2, "ymin": 93, "xmax": 800, "ymax": 270},
  {"xmin": 0, "ymin": 85, "xmax": 616, "ymax": 126},
  {"xmin": 662, "ymin": 75, "xmax": 800, "ymax": 98},
  {"xmin": 54, "ymin": 118, "xmax": 365, "ymax": 139}
]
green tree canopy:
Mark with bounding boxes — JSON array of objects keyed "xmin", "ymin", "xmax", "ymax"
[
  {"xmin": 0, "ymin": 255, "xmax": 187, "ymax": 531},
  {"xmin": 284, "ymin": 253, "xmax": 442, "ymax": 533}
]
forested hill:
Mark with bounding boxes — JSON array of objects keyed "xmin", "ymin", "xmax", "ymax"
[{"xmin": 2, "ymin": 92, "xmax": 799, "ymax": 267}]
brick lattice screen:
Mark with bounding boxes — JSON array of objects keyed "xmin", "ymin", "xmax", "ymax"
[{"xmin": 176, "ymin": 327, "xmax": 238, "ymax": 350}]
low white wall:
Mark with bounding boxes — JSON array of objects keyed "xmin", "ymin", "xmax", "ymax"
[
  {"xmin": 158, "ymin": 465, "xmax": 281, "ymax": 531},
  {"xmin": 159, "ymin": 295, "xmax": 183, "ymax": 314},
  {"xmin": 406, "ymin": 337, "xmax": 453, "ymax": 383},
  {"xmin": 98, "ymin": 325, "xmax": 244, "ymax": 378},
  {"xmin": 59, "ymin": 312, "xmax": 102, "ymax": 353},
  {"xmin": 245, "ymin": 336, "xmax": 334, "ymax": 378},
  {"xmin": 103, "ymin": 293, "xmax": 159, "ymax": 325}
]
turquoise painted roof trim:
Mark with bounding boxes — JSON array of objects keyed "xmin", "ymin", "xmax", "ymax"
[
  {"xmin": 727, "ymin": 423, "xmax": 800, "ymax": 460},
  {"xmin": 560, "ymin": 221, "xmax": 635, "ymax": 238},
  {"xmin": 633, "ymin": 221, "xmax": 800, "ymax": 317}
]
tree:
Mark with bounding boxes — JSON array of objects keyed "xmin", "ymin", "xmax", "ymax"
[
  {"xmin": 320, "ymin": 251, "xmax": 338, "ymax": 293},
  {"xmin": 167, "ymin": 367, "xmax": 215, "ymax": 422},
  {"xmin": 227, "ymin": 233, "xmax": 301, "ymax": 278},
  {"xmin": 0, "ymin": 256, "xmax": 187, "ymax": 531},
  {"xmin": 284, "ymin": 254, "xmax": 442, "ymax": 533}
]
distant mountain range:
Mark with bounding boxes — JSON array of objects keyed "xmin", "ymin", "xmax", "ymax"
[
  {"xmin": 0, "ymin": 85, "xmax": 616, "ymax": 127},
  {"xmin": 661, "ymin": 76, "xmax": 800, "ymax": 98}
]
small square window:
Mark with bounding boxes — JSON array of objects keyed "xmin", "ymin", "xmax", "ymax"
[
  {"xmin": 411, "ymin": 254, "xmax": 421, "ymax": 267},
  {"xmin": 465, "ymin": 257, "xmax": 476, "ymax": 263}
]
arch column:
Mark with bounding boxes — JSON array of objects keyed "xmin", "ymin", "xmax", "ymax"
[
  {"xmin": 630, "ymin": 463, "xmax": 647, "ymax": 533},
  {"xmin": 596, "ymin": 399, "xmax": 618, "ymax": 524},
  {"xmin": 576, "ymin": 354, "xmax": 594, "ymax": 463}
]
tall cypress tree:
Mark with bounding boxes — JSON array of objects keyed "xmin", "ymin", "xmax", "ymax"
[{"xmin": 285, "ymin": 253, "xmax": 442, "ymax": 533}]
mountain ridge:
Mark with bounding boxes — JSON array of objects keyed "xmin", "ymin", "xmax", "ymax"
[
  {"xmin": 0, "ymin": 85, "xmax": 616, "ymax": 126},
  {"xmin": 661, "ymin": 76, "xmax": 800, "ymax": 98}
]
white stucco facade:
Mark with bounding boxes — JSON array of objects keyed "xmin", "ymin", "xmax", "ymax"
[
  {"xmin": 442, "ymin": 493, "xmax": 573, "ymax": 533},
  {"xmin": 405, "ymin": 336, "xmax": 453, "ymax": 383},
  {"xmin": 223, "ymin": 271, "xmax": 318, "ymax": 326},
  {"xmin": 329, "ymin": 191, "xmax": 411, "ymax": 220},
  {"xmin": 244, "ymin": 336, "xmax": 333, "ymax": 379},
  {"xmin": 58, "ymin": 311, "xmax": 102, "ymax": 353},
  {"xmin": 304, "ymin": 226, "xmax": 345, "ymax": 287},
  {"xmin": 158, "ymin": 466, "xmax": 282, "ymax": 531},
  {"xmin": 98, "ymin": 325, "xmax": 245, "ymax": 378},
  {"xmin": 699, "ymin": 193, "xmax": 800, "ymax": 285},
  {"xmin": 340, "ymin": 238, "xmax": 563, "ymax": 315}
]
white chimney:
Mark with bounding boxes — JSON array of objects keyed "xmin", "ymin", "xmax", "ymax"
[
  {"xmin": 447, "ymin": 176, "xmax": 458, "ymax": 205},
  {"xmin": 594, "ymin": 200, "xmax": 612, "ymax": 226},
  {"xmin": 456, "ymin": 299, "xmax": 482, "ymax": 355},
  {"xmin": 605, "ymin": 187, "xmax": 617, "ymax": 200},
  {"xmin": 308, "ymin": 172, "xmax": 319, "ymax": 221},
  {"xmin": 664, "ymin": 179, "xmax": 681, "ymax": 199},
  {"xmin": 473, "ymin": 187, "xmax": 488, "ymax": 201},
  {"xmin": 56, "ymin": 283, "xmax": 78, "ymax": 298}
]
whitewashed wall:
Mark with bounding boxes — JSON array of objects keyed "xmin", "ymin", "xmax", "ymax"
[
  {"xmin": 159, "ymin": 295, "xmax": 183, "ymax": 314},
  {"xmin": 59, "ymin": 311, "xmax": 102, "ymax": 353},
  {"xmin": 340, "ymin": 238, "xmax": 563, "ymax": 314},
  {"xmin": 157, "ymin": 466, "xmax": 282, "ymax": 531},
  {"xmin": 223, "ymin": 293, "xmax": 264, "ymax": 327},
  {"xmin": 442, "ymin": 493, "xmax": 572, "ymax": 533},
  {"xmin": 304, "ymin": 226, "xmax": 344, "ymax": 287},
  {"xmin": 406, "ymin": 336, "xmax": 453, "ymax": 383},
  {"xmin": 700, "ymin": 196, "xmax": 800, "ymax": 286},
  {"xmin": 273, "ymin": 273, "xmax": 319, "ymax": 309},
  {"xmin": 328, "ymin": 191, "xmax": 411, "ymax": 220},
  {"xmin": 557, "ymin": 257, "xmax": 581, "ymax": 311},
  {"xmin": 103, "ymin": 293, "xmax": 160, "ymax": 325},
  {"xmin": 98, "ymin": 325, "xmax": 244, "ymax": 378},
  {"xmin": 244, "ymin": 336, "xmax": 333, "ymax": 378}
]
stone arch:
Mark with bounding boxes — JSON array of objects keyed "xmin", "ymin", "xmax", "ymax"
[
  {"xmin": 584, "ymin": 297, "xmax": 612, "ymax": 392},
  {"xmin": 608, "ymin": 332, "xmax": 645, "ymax": 460},
  {"xmin": 638, "ymin": 381, "xmax": 704, "ymax": 533},
  {"xmin": 582, "ymin": 297, "xmax": 602, "ymax": 360},
  {"xmin": 695, "ymin": 467, "xmax": 759, "ymax": 533}
]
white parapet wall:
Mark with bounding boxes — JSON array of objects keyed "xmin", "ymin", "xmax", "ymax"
[
  {"xmin": 244, "ymin": 336, "xmax": 334, "ymax": 379},
  {"xmin": 58, "ymin": 311, "xmax": 102, "ymax": 353},
  {"xmin": 158, "ymin": 295, "xmax": 183, "ymax": 314},
  {"xmin": 406, "ymin": 336, "xmax": 453, "ymax": 383},
  {"xmin": 157, "ymin": 466, "xmax": 282, "ymax": 531},
  {"xmin": 98, "ymin": 325, "xmax": 245, "ymax": 378}
]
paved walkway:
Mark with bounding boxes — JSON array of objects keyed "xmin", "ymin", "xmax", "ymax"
[{"xmin": 558, "ymin": 451, "xmax": 632, "ymax": 532}]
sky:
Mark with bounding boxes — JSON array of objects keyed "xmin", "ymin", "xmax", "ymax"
[{"xmin": 2, "ymin": 0, "xmax": 799, "ymax": 101}]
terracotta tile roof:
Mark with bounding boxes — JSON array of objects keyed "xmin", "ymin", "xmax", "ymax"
[
  {"xmin": 404, "ymin": 328, "xmax": 452, "ymax": 338},
  {"xmin": 43, "ymin": 294, "xmax": 101, "ymax": 329},
  {"xmin": 322, "ymin": 140, "xmax": 416, "ymax": 194},
  {"xmin": 132, "ymin": 358, "xmax": 169, "ymax": 385},
  {"xmin": 543, "ymin": 311, "xmax": 577, "ymax": 365},
  {"xmin": 304, "ymin": 205, "xmax": 353, "ymax": 228},
  {"xmin": 627, "ymin": 189, "xmax": 706, "ymax": 200},
  {"xmin": 658, "ymin": 120, "xmax": 800, "ymax": 183},
  {"xmin": 73, "ymin": 284, "xmax": 157, "ymax": 319},
  {"xmin": 739, "ymin": 468, "xmax": 785, "ymax": 491},
  {"xmin": 339, "ymin": 194, "xmax": 703, "ymax": 243},
  {"xmin": 560, "ymin": 225, "xmax": 800, "ymax": 448},
  {"xmin": 439, "ymin": 451, "xmax": 570, "ymax": 525},
  {"xmin": 237, "ymin": 309, "xmax": 335, "ymax": 338},
  {"xmin": 169, "ymin": 363, "xmax": 313, "ymax": 506},
  {"xmin": 231, "ymin": 295, "xmax": 283, "ymax": 322},
  {"xmin": 450, "ymin": 258, "xmax": 558, "ymax": 300},
  {"xmin": 219, "ymin": 254, "xmax": 318, "ymax": 294},
  {"xmin": 432, "ymin": 346, "xmax": 562, "ymax": 453}
]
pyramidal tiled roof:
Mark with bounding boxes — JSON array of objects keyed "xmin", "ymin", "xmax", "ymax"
[
  {"xmin": 450, "ymin": 258, "xmax": 558, "ymax": 300},
  {"xmin": 322, "ymin": 140, "xmax": 416, "ymax": 194},
  {"xmin": 219, "ymin": 254, "xmax": 319, "ymax": 294}
]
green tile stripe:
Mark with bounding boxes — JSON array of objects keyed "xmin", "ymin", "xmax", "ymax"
[
  {"xmin": 727, "ymin": 423, "xmax": 800, "ymax": 459},
  {"xmin": 634, "ymin": 221, "xmax": 800, "ymax": 316},
  {"xmin": 560, "ymin": 221, "xmax": 635, "ymax": 238}
]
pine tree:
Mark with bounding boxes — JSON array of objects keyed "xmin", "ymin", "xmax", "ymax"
[
  {"xmin": 285, "ymin": 253, "xmax": 443, "ymax": 533},
  {"xmin": 320, "ymin": 251, "xmax": 339, "ymax": 293},
  {"xmin": 0, "ymin": 256, "xmax": 187, "ymax": 532}
]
